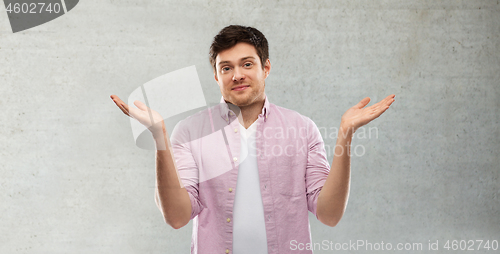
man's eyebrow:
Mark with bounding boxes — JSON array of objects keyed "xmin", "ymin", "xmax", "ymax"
[
  {"xmin": 217, "ymin": 60, "xmax": 231, "ymax": 66},
  {"xmin": 240, "ymin": 56, "xmax": 256, "ymax": 61},
  {"xmin": 217, "ymin": 56, "xmax": 256, "ymax": 66}
]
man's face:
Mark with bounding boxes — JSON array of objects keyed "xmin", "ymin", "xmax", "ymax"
[{"xmin": 214, "ymin": 42, "xmax": 271, "ymax": 108}]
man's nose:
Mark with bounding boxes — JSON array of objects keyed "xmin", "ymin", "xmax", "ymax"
[{"xmin": 232, "ymin": 67, "xmax": 245, "ymax": 81}]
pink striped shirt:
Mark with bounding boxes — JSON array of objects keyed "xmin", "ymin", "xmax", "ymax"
[{"xmin": 171, "ymin": 96, "xmax": 330, "ymax": 254}]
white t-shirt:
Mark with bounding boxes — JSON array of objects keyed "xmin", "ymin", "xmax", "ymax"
[{"xmin": 232, "ymin": 120, "xmax": 268, "ymax": 254}]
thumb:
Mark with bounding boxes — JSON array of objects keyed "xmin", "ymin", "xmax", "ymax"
[
  {"xmin": 134, "ymin": 100, "xmax": 149, "ymax": 111},
  {"xmin": 355, "ymin": 97, "xmax": 370, "ymax": 109}
]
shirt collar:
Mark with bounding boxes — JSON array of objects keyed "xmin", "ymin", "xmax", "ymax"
[{"xmin": 219, "ymin": 96, "xmax": 271, "ymax": 122}]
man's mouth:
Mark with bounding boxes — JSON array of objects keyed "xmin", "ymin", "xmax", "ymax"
[{"xmin": 232, "ymin": 85, "xmax": 249, "ymax": 91}]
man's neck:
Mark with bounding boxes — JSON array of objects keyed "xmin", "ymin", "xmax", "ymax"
[{"xmin": 232, "ymin": 97, "xmax": 265, "ymax": 129}]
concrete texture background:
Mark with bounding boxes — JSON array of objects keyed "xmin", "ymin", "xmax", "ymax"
[{"xmin": 0, "ymin": 0, "xmax": 498, "ymax": 253}]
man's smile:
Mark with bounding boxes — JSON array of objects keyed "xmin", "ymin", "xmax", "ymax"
[{"xmin": 231, "ymin": 85, "xmax": 250, "ymax": 91}]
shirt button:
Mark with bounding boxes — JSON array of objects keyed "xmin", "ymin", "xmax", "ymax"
[
  {"xmin": 234, "ymin": 128, "xmax": 238, "ymax": 133},
  {"xmin": 264, "ymin": 185, "xmax": 267, "ymax": 189},
  {"xmin": 233, "ymin": 157, "xmax": 238, "ymax": 162},
  {"xmin": 227, "ymin": 218, "xmax": 231, "ymax": 222},
  {"xmin": 228, "ymin": 188, "xmax": 233, "ymax": 192},
  {"xmin": 226, "ymin": 249, "xmax": 230, "ymax": 254}
]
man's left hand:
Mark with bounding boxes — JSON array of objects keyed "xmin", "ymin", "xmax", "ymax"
[{"xmin": 340, "ymin": 94, "xmax": 396, "ymax": 134}]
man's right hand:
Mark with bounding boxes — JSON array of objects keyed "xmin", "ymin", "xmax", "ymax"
[{"xmin": 110, "ymin": 95, "xmax": 166, "ymax": 138}]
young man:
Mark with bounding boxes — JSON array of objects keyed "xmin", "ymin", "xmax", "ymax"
[{"xmin": 111, "ymin": 25, "xmax": 395, "ymax": 254}]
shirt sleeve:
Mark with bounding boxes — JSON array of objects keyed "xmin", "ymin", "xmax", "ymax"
[
  {"xmin": 304, "ymin": 117, "xmax": 330, "ymax": 217},
  {"xmin": 170, "ymin": 120, "xmax": 204, "ymax": 220}
]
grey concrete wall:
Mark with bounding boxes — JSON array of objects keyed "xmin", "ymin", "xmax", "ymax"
[{"xmin": 1, "ymin": 0, "xmax": 498, "ymax": 253}]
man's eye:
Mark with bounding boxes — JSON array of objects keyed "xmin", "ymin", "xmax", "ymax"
[
  {"xmin": 222, "ymin": 67, "xmax": 231, "ymax": 72},
  {"xmin": 244, "ymin": 63, "xmax": 253, "ymax": 67}
]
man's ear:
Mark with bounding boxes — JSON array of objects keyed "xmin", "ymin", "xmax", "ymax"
[
  {"xmin": 264, "ymin": 59, "xmax": 271, "ymax": 78},
  {"xmin": 214, "ymin": 72, "xmax": 219, "ymax": 82}
]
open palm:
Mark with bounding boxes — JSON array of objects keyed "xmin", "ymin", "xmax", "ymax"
[
  {"xmin": 340, "ymin": 94, "xmax": 395, "ymax": 133},
  {"xmin": 110, "ymin": 95, "xmax": 165, "ymax": 135}
]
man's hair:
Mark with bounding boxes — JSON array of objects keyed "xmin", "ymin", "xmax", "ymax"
[{"xmin": 209, "ymin": 25, "xmax": 269, "ymax": 72}]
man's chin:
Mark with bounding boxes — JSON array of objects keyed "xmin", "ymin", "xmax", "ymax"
[
  {"xmin": 230, "ymin": 101, "xmax": 249, "ymax": 107},
  {"xmin": 224, "ymin": 95, "xmax": 247, "ymax": 106}
]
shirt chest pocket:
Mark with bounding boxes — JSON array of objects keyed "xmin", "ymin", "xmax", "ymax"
[{"xmin": 270, "ymin": 156, "xmax": 307, "ymax": 197}]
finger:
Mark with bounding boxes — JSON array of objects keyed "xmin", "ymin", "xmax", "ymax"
[
  {"xmin": 374, "ymin": 94, "xmax": 395, "ymax": 109},
  {"xmin": 110, "ymin": 95, "xmax": 132, "ymax": 117},
  {"xmin": 119, "ymin": 104, "xmax": 132, "ymax": 117},
  {"xmin": 355, "ymin": 97, "xmax": 370, "ymax": 109},
  {"xmin": 374, "ymin": 97, "xmax": 394, "ymax": 116},
  {"xmin": 110, "ymin": 95, "xmax": 127, "ymax": 112},
  {"xmin": 372, "ymin": 105, "xmax": 390, "ymax": 119},
  {"xmin": 364, "ymin": 100, "xmax": 389, "ymax": 116},
  {"xmin": 110, "ymin": 94, "xmax": 125, "ymax": 106},
  {"xmin": 383, "ymin": 94, "xmax": 395, "ymax": 103},
  {"xmin": 383, "ymin": 94, "xmax": 396, "ymax": 107},
  {"xmin": 134, "ymin": 100, "xmax": 149, "ymax": 111},
  {"xmin": 373, "ymin": 101, "xmax": 392, "ymax": 113}
]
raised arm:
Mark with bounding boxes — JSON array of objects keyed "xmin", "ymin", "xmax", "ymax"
[
  {"xmin": 316, "ymin": 94, "xmax": 395, "ymax": 227},
  {"xmin": 110, "ymin": 95, "xmax": 192, "ymax": 229}
]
